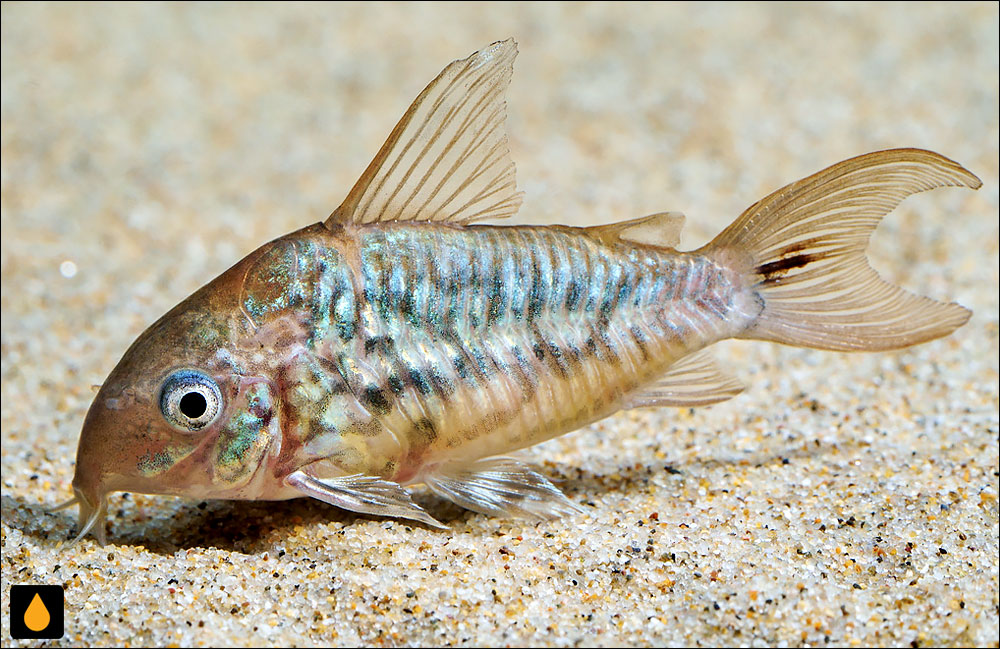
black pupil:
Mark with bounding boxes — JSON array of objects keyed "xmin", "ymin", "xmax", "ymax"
[{"xmin": 179, "ymin": 391, "xmax": 208, "ymax": 419}]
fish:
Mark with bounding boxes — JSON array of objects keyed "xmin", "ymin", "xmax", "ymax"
[{"xmin": 55, "ymin": 39, "xmax": 981, "ymax": 545}]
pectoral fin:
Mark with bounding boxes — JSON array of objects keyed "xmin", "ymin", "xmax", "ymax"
[
  {"xmin": 286, "ymin": 471, "xmax": 446, "ymax": 528},
  {"xmin": 424, "ymin": 457, "xmax": 582, "ymax": 520}
]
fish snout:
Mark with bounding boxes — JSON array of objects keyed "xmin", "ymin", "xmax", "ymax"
[
  {"xmin": 70, "ymin": 397, "xmax": 124, "ymax": 543},
  {"xmin": 72, "ymin": 383, "xmax": 162, "ymax": 542}
]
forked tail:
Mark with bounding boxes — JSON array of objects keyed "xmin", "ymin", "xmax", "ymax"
[{"xmin": 704, "ymin": 148, "xmax": 981, "ymax": 351}]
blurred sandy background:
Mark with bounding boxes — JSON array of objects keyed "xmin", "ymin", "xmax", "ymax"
[{"xmin": 2, "ymin": 3, "xmax": 997, "ymax": 646}]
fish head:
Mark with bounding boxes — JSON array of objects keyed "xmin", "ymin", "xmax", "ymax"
[{"xmin": 71, "ymin": 271, "xmax": 284, "ymax": 543}]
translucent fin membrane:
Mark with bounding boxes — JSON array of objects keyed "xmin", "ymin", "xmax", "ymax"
[
  {"xmin": 706, "ymin": 148, "xmax": 980, "ymax": 352},
  {"xmin": 425, "ymin": 457, "xmax": 582, "ymax": 520},
  {"xmin": 624, "ymin": 350, "xmax": 744, "ymax": 409},
  {"xmin": 328, "ymin": 39, "xmax": 522, "ymax": 226},
  {"xmin": 585, "ymin": 211, "xmax": 685, "ymax": 250},
  {"xmin": 286, "ymin": 470, "xmax": 446, "ymax": 528}
]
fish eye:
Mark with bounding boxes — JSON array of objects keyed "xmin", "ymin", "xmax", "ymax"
[{"xmin": 159, "ymin": 370, "xmax": 222, "ymax": 431}]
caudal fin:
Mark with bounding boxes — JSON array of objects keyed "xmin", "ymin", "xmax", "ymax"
[{"xmin": 705, "ymin": 148, "xmax": 980, "ymax": 352}]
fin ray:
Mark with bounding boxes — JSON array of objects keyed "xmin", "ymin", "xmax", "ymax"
[
  {"xmin": 424, "ymin": 457, "xmax": 582, "ymax": 520},
  {"xmin": 327, "ymin": 39, "xmax": 522, "ymax": 226},
  {"xmin": 706, "ymin": 148, "xmax": 979, "ymax": 351},
  {"xmin": 286, "ymin": 471, "xmax": 446, "ymax": 528},
  {"xmin": 623, "ymin": 350, "xmax": 744, "ymax": 409}
]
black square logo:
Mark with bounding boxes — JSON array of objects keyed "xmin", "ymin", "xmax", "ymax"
[{"xmin": 9, "ymin": 585, "xmax": 64, "ymax": 639}]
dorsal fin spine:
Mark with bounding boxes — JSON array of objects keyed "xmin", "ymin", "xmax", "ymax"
[{"xmin": 327, "ymin": 39, "xmax": 521, "ymax": 227}]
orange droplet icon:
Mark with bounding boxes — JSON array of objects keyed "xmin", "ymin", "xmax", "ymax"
[{"xmin": 24, "ymin": 592, "xmax": 51, "ymax": 632}]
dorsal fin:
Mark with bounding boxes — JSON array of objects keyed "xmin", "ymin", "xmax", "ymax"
[
  {"xmin": 623, "ymin": 350, "xmax": 744, "ymax": 409},
  {"xmin": 326, "ymin": 39, "xmax": 523, "ymax": 226},
  {"xmin": 585, "ymin": 212, "xmax": 685, "ymax": 249}
]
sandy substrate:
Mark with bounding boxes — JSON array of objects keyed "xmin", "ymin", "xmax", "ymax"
[{"xmin": 2, "ymin": 3, "xmax": 997, "ymax": 647}]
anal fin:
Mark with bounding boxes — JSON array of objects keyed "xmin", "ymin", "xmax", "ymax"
[
  {"xmin": 286, "ymin": 471, "xmax": 446, "ymax": 528},
  {"xmin": 424, "ymin": 457, "xmax": 582, "ymax": 520},
  {"xmin": 624, "ymin": 350, "xmax": 744, "ymax": 409}
]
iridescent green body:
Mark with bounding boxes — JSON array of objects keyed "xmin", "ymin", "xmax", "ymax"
[{"xmin": 238, "ymin": 222, "xmax": 755, "ymax": 490}]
